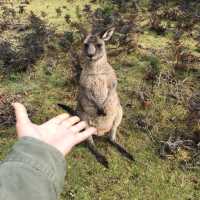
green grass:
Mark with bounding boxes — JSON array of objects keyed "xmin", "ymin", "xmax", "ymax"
[
  {"xmin": 0, "ymin": 1, "xmax": 200, "ymax": 200},
  {"xmin": 25, "ymin": 0, "xmax": 98, "ymax": 32}
]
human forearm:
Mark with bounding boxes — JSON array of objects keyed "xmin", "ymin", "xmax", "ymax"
[{"xmin": 0, "ymin": 137, "xmax": 66, "ymax": 200}]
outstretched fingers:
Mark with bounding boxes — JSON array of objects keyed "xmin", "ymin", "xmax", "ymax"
[
  {"xmin": 75, "ymin": 127, "xmax": 97, "ymax": 144},
  {"xmin": 60, "ymin": 116, "xmax": 80, "ymax": 128},
  {"xmin": 70, "ymin": 121, "xmax": 88, "ymax": 133},
  {"xmin": 48, "ymin": 113, "xmax": 70, "ymax": 124},
  {"xmin": 12, "ymin": 103, "xmax": 30, "ymax": 125}
]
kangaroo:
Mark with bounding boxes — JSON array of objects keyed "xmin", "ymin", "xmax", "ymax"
[
  {"xmin": 78, "ymin": 28, "xmax": 122, "ymax": 138},
  {"xmin": 59, "ymin": 28, "xmax": 134, "ymax": 167}
]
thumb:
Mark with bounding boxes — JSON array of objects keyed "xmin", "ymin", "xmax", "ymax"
[{"xmin": 12, "ymin": 102, "xmax": 30, "ymax": 124}]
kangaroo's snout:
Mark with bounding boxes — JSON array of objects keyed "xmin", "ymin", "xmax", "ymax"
[{"xmin": 87, "ymin": 44, "xmax": 96, "ymax": 58}]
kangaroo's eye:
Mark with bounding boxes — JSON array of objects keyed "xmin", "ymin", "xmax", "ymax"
[
  {"xmin": 97, "ymin": 43, "xmax": 102, "ymax": 48},
  {"xmin": 84, "ymin": 43, "xmax": 89, "ymax": 48}
]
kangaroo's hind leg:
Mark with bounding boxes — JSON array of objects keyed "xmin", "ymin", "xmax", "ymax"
[
  {"xmin": 87, "ymin": 136, "xmax": 109, "ymax": 168},
  {"xmin": 79, "ymin": 111, "xmax": 109, "ymax": 168},
  {"xmin": 109, "ymin": 105, "xmax": 123, "ymax": 141},
  {"xmin": 108, "ymin": 106, "xmax": 135, "ymax": 161}
]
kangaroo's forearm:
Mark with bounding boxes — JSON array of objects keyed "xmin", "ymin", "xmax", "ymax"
[
  {"xmin": 102, "ymin": 81, "xmax": 117, "ymax": 106},
  {"xmin": 92, "ymin": 81, "xmax": 117, "ymax": 110},
  {"xmin": 90, "ymin": 94, "xmax": 104, "ymax": 109}
]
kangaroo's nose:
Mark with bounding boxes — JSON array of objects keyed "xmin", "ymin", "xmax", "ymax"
[{"xmin": 87, "ymin": 44, "xmax": 96, "ymax": 57}]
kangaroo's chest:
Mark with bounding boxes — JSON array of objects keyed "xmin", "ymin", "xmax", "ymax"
[
  {"xmin": 80, "ymin": 73, "xmax": 108, "ymax": 102},
  {"xmin": 80, "ymin": 72, "xmax": 108, "ymax": 87}
]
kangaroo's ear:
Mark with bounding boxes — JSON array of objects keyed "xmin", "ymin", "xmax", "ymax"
[{"xmin": 100, "ymin": 27, "xmax": 115, "ymax": 41}]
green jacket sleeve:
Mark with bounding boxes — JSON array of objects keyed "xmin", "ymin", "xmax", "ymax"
[{"xmin": 0, "ymin": 137, "xmax": 66, "ymax": 200}]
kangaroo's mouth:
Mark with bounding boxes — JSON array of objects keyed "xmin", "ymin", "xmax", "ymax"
[
  {"xmin": 87, "ymin": 56, "xmax": 96, "ymax": 62},
  {"xmin": 88, "ymin": 56, "xmax": 94, "ymax": 61},
  {"xmin": 87, "ymin": 55, "xmax": 103, "ymax": 62}
]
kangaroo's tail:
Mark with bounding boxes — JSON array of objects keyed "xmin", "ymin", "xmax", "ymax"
[{"xmin": 57, "ymin": 103, "xmax": 78, "ymax": 116}]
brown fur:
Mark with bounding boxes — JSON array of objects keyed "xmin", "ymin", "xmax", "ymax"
[{"xmin": 77, "ymin": 28, "xmax": 123, "ymax": 139}]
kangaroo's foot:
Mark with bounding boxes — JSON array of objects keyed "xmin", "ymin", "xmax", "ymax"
[
  {"xmin": 108, "ymin": 138, "xmax": 135, "ymax": 162},
  {"xmin": 87, "ymin": 142, "xmax": 109, "ymax": 169}
]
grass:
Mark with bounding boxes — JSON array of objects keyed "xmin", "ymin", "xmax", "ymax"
[{"xmin": 0, "ymin": 1, "xmax": 200, "ymax": 200}]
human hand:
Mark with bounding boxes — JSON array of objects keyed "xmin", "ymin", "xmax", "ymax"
[{"xmin": 12, "ymin": 103, "xmax": 97, "ymax": 156}]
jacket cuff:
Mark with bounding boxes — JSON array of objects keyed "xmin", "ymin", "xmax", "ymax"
[{"xmin": 3, "ymin": 137, "xmax": 66, "ymax": 197}]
